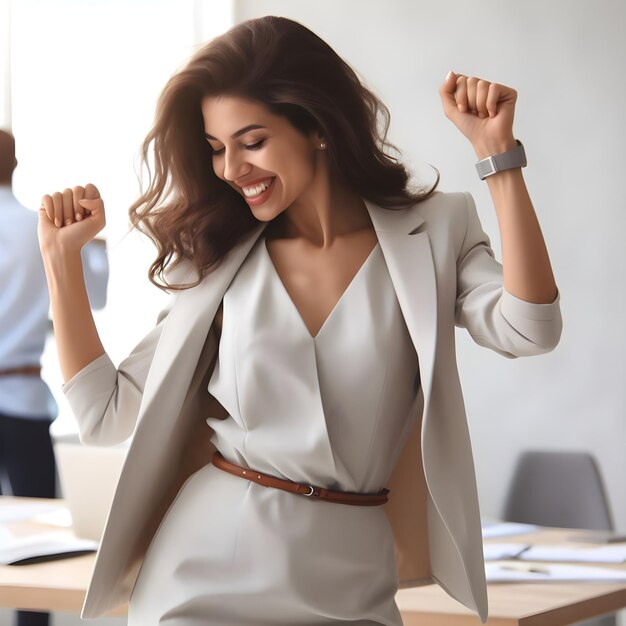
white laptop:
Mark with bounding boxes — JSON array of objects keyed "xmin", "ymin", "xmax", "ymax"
[{"xmin": 54, "ymin": 442, "xmax": 128, "ymax": 541}]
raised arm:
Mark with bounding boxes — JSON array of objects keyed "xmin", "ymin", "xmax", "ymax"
[
  {"xmin": 38, "ymin": 183, "xmax": 107, "ymax": 382},
  {"xmin": 439, "ymin": 71, "xmax": 558, "ymax": 305},
  {"xmin": 38, "ymin": 183, "xmax": 156, "ymax": 445}
]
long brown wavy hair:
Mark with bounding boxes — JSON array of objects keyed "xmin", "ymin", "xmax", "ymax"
[{"xmin": 129, "ymin": 15, "xmax": 439, "ymax": 290}]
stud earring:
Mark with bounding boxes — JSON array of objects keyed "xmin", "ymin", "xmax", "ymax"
[{"xmin": 319, "ymin": 141, "xmax": 327, "ymax": 149}]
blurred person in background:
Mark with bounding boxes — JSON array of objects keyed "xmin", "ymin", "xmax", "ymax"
[
  {"xmin": 0, "ymin": 129, "xmax": 109, "ymax": 626},
  {"xmin": 0, "ymin": 129, "xmax": 57, "ymax": 626}
]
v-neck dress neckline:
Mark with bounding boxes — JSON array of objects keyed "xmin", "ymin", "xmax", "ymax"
[
  {"xmin": 263, "ymin": 238, "xmax": 381, "ymax": 340},
  {"xmin": 128, "ymin": 229, "xmax": 421, "ymax": 626}
]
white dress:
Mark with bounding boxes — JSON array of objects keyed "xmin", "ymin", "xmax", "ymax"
[{"xmin": 128, "ymin": 235, "xmax": 421, "ymax": 625}]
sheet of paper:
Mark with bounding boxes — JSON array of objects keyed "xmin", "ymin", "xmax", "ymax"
[
  {"xmin": 0, "ymin": 530, "xmax": 98, "ymax": 565},
  {"xmin": 483, "ymin": 543, "xmax": 530, "ymax": 561},
  {"xmin": 519, "ymin": 544, "xmax": 626, "ymax": 563},
  {"xmin": 486, "ymin": 562, "xmax": 626, "ymax": 583},
  {"xmin": 481, "ymin": 522, "xmax": 539, "ymax": 539}
]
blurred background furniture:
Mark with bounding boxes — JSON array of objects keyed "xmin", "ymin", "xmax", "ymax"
[{"xmin": 503, "ymin": 450, "xmax": 616, "ymax": 626}]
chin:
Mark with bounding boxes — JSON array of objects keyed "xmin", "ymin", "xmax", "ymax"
[
  {"xmin": 250, "ymin": 213, "xmax": 275, "ymax": 223},
  {"xmin": 249, "ymin": 205, "xmax": 285, "ymax": 223}
]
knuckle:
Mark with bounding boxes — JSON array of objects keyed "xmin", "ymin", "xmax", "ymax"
[{"xmin": 84, "ymin": 183, "xmax": 99, "ymax": 199}]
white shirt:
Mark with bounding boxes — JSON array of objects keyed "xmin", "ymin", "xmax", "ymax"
[{"xmin": 0, "ymin": 185, "xmax": 56, "ymax": 418}]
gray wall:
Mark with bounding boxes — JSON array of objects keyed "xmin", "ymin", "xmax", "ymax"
[{"xmin": 233, "ymin": 0, "xmax": 626, "ymax": 530}]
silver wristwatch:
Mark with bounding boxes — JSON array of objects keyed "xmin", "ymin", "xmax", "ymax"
[{"xmin": 475, "ymin": 139, "xmax": 527, "ymax": 180}]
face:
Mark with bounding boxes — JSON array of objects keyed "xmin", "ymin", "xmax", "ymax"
[{"xmin": 201, "ymin": 95, "xmax": 323, "ymax": 221}]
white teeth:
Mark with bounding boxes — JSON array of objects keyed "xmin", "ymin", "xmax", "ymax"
[{"xmin": 242, "ymin": 179, "xmax": 272, "ymax": 198}]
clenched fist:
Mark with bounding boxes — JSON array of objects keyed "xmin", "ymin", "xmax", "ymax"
[
  {"xmin": 38, "ymin": 183, "xmax": 106, "ymax": 255},
  {"xmin": 439, "ymin": 70, "xmax": 517, "ymax": 159}
]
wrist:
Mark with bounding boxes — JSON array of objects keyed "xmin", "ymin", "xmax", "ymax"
[
  {"xmin": 475, "ymin": 139, "xmax": 526, "ymax": 181},
  {"xmin": 43, "ymin": 246, "xmax": 84, "ymax": 279},
  {"xmin": 472, "ymin": 135, "xmax": 517, "ymax": 160},
  {"xmin": 484, "ymin": 166, "xmax": 525, "ymax": 187}
]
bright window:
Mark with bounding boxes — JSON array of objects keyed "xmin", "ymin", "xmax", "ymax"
[{"xmin": 2, "ymin": 0, "xmax": 234, "ymax": 436}]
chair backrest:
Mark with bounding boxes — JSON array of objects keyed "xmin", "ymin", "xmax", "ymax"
[
  {"xmin": 503, "ymin": 450, "xmax": 614, "ymax": 530},
  {"xmin": 503, "ymin": 451, "xmax": 617, "ymax": 626}
]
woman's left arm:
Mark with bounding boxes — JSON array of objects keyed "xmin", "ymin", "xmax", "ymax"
[{"xmin": 439, "ymin": 71, "xmax": 558, "ymax": 305}]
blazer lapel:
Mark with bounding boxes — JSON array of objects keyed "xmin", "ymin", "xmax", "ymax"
[
  {"xmin": 139, "ymin": 222, "xmax": 268, "ymax": 423},
  {"xmin": 363, "ymin": 199, "xmax": 437, "ymax": 403}
]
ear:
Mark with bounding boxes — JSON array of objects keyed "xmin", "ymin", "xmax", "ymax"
[{"xmin": 309, "ymin": 129, "xmax": 327, "ymax": 151}]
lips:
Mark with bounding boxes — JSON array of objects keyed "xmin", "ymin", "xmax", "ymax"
[
  {"xmin": 241, "ymin": 177, "xmax": 276, "ymax": 207},
  {"xmin": 242, "ymin": 177, "xmax": 274, "ymax": 198}
]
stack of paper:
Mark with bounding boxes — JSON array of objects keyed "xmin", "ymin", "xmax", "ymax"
[
  {"xmin": 483, "ymin": 543, "xmax": 530, "ymax": 561},
  {"xmin": 486, "ymin": 562, "xmax": 626, "ymax": 583},
  {"xmin": 0, "ymin": 529, "xmax": 97, "ymax": 565},
  {"xmin": 518, "ymin": 545, "xmax": 626, "ymax": 563},
  {"xmin": 484, "ymin": 542, "xmax": 626, "ymax": 564}
]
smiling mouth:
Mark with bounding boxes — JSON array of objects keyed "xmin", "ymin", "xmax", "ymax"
[{"xmin": 241, "ymin": 177, "xmax": 275, "ymax": 199}]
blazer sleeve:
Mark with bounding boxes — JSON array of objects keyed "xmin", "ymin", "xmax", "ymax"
[
  {"xmin": 61, "ymin": 297, "xmax": 173, "ymax": 446},
  {"xmin": 454, "ymin": 191, "xmax": 562, "ymax": 358}
]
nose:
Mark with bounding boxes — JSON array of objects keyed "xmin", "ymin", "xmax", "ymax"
[{"xmin": 222, "ymin": 148, "xmax": 252, "ymax": 182}]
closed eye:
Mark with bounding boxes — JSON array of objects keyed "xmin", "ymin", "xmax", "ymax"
[
  {"xmin": 246, "ymin": 139, "xmax": 267, "ymax": 150},
  {"xmin": 210, "ymin": 139, "xmax": 267, "ymax": 156}
]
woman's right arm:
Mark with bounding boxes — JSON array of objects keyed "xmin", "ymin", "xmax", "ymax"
[
  {"xmin": 38, "ymin": 183, "xmax": 106, "ymax": 382},
  {"xmin": 38, "ymin": 183, "xmax": 168, "ymax": 445}
]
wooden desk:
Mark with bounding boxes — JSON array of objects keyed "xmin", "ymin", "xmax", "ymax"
[
  {"xmin": 397, "ymin": 528, "xmax": 626, "ymax": 625},
  {"xmin": 0, "ymin": 497, "xmax": 124, "ymax": 616},
  {"xmin": 2, "ymin": 497, "xmax": 626, "ymax": 623}
]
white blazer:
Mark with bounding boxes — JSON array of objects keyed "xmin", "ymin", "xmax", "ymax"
[{"xmin": 63, "ymin": 191, "xmax": 562, "ymax": 622}]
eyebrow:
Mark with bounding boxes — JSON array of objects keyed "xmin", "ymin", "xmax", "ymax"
[{"xmin": 204, "ymin": 124, "xmax": 267, "ymax": 141}]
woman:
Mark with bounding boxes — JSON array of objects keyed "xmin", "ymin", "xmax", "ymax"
[{"xmin": 38, "ymin": 15, "xmax": 561, "ymax": 626}]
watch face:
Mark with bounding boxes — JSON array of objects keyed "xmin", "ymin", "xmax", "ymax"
[{"xmin": 476, "ymin": 157, "xmax": 497, "ymax": 180}]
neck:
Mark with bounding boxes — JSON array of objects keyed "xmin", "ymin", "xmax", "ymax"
[{"xmin": 268, "ymin": 168, "xmax": 372, "ymax": 249}]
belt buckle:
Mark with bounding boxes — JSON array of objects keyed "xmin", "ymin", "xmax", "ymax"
[{"xmin": 302, "ymin": 484, "xmax": 319, "ymax": 497}]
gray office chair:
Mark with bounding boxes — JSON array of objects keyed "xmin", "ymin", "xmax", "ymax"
[{"xmin": 503, "ymin": 450, "xmax": 616, "ymax": 626}]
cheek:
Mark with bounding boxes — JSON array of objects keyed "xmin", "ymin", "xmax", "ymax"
[{"xmin": 278, "ymin": 149, "xmax": 317, "ymax": 190}]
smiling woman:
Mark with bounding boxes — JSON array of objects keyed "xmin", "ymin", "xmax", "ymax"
[
  {"xmin": 127, "ymin": 15, "xmax": 437, "ymax": 290},
  {"xmin": 37, "ymin": 12, "xmax": 561, "ymax": 626},
  {"xmin": 202, "ymin": 95, "xmax": 323, "ymax": 218}
]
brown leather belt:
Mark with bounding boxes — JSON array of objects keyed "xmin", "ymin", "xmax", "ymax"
[
  {"xmin": 211, "ymin": 451, "xmax": 389, "ymax": 506},
  {"xmin": 0, "ymin": 366, "xmax": 41, "ymax": 377}
]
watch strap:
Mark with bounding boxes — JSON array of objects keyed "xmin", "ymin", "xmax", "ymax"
[{"xmin": 475, "ymin": 139, "xmax": 527, "ymax": 180}]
